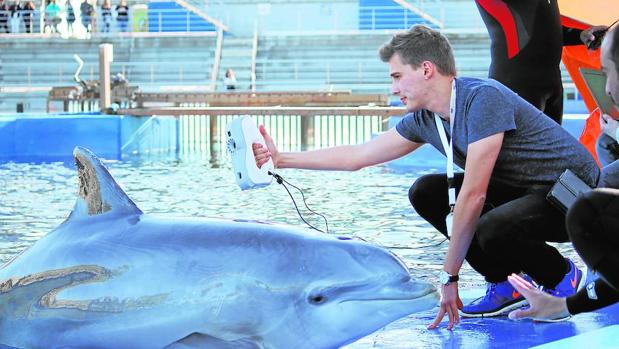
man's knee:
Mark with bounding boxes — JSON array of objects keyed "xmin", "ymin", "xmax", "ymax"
[
  {"xmin": 475, "ymin": 214, "xmax": 508, "ymax": 251},
  {"xmin": 408, "ymin": 174, "xmax": 438, "ymax": 209}
]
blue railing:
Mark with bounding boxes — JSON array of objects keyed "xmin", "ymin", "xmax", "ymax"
[
  {"xmin": 0, "ymin": 7, "xmax": 218, "ymax": 35},
  {"xmin": 359, "ymin": 6, "xmax": 436, "ymax": 30}
]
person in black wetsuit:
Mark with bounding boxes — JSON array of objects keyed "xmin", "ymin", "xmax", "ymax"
[
  {"xmin": 475, "ymin": 0, "xmax": 602, "ymax": 124},
  {"xmin": 508, "ymin": 25, "xmax": 619, "ymax": 321}
]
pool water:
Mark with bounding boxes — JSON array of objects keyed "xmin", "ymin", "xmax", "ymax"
[{"xmin": 0, "ymin": 152, "xmax": 586, "ymax": 348}]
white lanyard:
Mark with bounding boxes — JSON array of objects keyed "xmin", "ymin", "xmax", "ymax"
[{"xmin": 433, "ymin": 79, "xmax": 457, "ymax": 237}]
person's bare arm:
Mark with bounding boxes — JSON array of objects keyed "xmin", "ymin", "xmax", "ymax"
[
  {"xmin": 254, "ymin": 126, "xmax": 423, "ymax": 171},
  {"xmin": 429, "ymin": 132, "xmax": 503, "ymax": 330}
]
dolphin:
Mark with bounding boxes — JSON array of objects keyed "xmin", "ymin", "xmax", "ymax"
[{"xmin": 0, "ymin": 147, "xmax": 438, "ymax": 349}]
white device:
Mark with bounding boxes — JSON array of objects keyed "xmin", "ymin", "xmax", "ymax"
[{"xmin": 226, "ymin": 116, "xmax": 274, "ymax": 190}]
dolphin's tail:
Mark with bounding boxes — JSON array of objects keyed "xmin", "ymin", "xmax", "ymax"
[{"xmin": 69, "ymin": 147, "xmax": 143, "ymax": 219}]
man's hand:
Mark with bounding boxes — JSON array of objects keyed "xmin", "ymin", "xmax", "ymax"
[
  {"xmin": 428, "ymin": 282, "xmax": 463, "ymax": 330},
  {"xmin": 581, "ymin": 25, "xmax": 609, "ymax": 49},
  {"xmin": 252, "ymin": 125, "xmax": 280, "ymax": 169},
  {"xmin": 507, "ymin": 273, "xmax": 570, "ymax": 322},
  {"xmin": 600, "ymin": 113, "xmax": 619, "ymax": 141}
]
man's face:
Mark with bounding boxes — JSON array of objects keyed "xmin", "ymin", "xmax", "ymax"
[
  {"xmin": 601, "ymin": 33, "xmax": 619, "ymax": 106},
  {"xmin": 388, "ymin": 53, "xmax": 427, "ymax": 112}
]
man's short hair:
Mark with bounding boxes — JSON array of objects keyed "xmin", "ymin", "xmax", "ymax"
[{"xmin": 379, "ymin": 25, "xmax": 457, "ymax": 76}]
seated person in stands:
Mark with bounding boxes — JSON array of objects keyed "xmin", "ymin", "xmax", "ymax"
[
  {"xmin": 508, "ymin": 23, "xmax": 619, "ymax": 321},
  {"xmin": 223, "ymin": 69, "xmax": 237, "ymax": 90},
  {"xmin": 253, "ymin": 25, "xmax": 599, "ymax": 330}
]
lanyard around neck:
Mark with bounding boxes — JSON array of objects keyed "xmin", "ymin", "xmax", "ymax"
[{"xmin": 434, "ymin": 79, "xmax": 457, "ymax": 234}]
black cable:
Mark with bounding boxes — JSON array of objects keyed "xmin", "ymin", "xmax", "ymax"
[
  {"xmin": 266, "ymin": 171, "xmax": 447, "ymax": 249},
  {"xmin": 268, "ymin": 171, "xmax": 329, "ymax": 234},
  {"xmin": 381, "ymin": 238, "xmax": 448, "ymax": 250}
]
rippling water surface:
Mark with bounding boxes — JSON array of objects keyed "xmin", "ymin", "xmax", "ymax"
[
  {"xmin": 0, "ymin": 152, "xmax": 582, "ymax": 348},
  {"xmin": 0, "ymin": 153, "xmax": 581, "ymax": 285}
]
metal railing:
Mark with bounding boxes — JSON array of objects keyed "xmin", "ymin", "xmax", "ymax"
[
  {"xmin": 176, "ymin": 113, "xmax": 389, "ymax": 156},
  {"xmin": 0, "ymin": 8, "xmax": 223, "ymax": 36},
  {"xmin": 0, "ymin": 10, "xmax": 41, "ymax": 34},
  {"xmin": 359, "ymin": 5, "xmax": 443, "ymax": 30},
  {"xmin": 0, "ymin": 60, "xmax": 214, "ymax": 88}
]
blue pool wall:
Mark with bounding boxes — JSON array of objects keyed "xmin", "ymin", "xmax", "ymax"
[
  {"xmin": 0, "ymin": 113, "xmax": 179, "ymax": 163},
  {"xmin": 0, "ymin": 113, "xmax": 587, "ymax": 166}
]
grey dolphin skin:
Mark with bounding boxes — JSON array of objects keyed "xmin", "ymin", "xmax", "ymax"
[{"xmin": 0, "ymin": 147, "xmax": 438, "ymax": 349}]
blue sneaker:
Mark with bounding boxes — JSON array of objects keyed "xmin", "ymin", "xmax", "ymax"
[
  {"xmin": 461, "ymin": 276, "xmax": 531, "ymax": 317},
  {"xmin": 540, "ymin": 258, "xmax": 584, "ymax": 298}
]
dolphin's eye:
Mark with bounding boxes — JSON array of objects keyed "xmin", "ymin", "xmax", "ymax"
[{"xmin": 309, "ymin": 295, "xmax": 327, "ymax": 305}]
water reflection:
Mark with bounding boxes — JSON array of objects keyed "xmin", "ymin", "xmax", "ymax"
[
  {"xmin": 0, "ymin": 151, "xmax": 587, "ymax": 348},
  {"xmin": 0, "ymin": 152, "xmax": 583, "ymax": 286}
]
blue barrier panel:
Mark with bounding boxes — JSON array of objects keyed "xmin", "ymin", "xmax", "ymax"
[
  {"xmin": 0, "ymin": 117, "xmax": 17, "ymax": 159},
  {"xmin": 120, "ymin": 115, "xmax": 179, "ymax": 155},
  {"xmin": 148, "ymin": 1, "xmax": 215, "ymax": 32},
  {"xmin": 359, "ymin": 0, "xmax": 432, "ymax": 30},
  {"xmin": 0, "ymin": 114, "xmax": 179, "ymax": 163},
  {"xmin": 11, "ymin": 114, "xmax": 122, "ymax": 162}
]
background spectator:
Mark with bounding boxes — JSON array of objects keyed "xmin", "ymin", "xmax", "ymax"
[
  {"xmin": 115, "ymin": 0, "xmax": 128, "ymax": 32},
  {"xmin": 9, "ymin": 1, "xmax": 21, "ymax": 33},
  {"xmin": 79, "ymin": 0, "xmax": 92, "ymax": 32},
  {"xmin": 224, "ymin": 68, "xmax": 237, "ymax": 90},
  {"xmin": 0, "ymin": 0, "xmax": 10, "ymax": 33},
  {"xmin": 21, "ymin": 0, "xmax": 33, "ymax": 33},
  {"xmin": 89, "ymin": 0, "xmax": 96, "ymax": 33},
  {"xmin": 66, "ymin": 0, "xmax": 75, "ymax": 35},
  {"xmin": 44, "ymin": 0, "xmax": 61, "ymax": 33},
  {"xmin": 101, "ymin": 0, "xmax": 111, "ymax": 32}
]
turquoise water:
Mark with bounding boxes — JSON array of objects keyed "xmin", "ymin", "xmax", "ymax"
[
  {"xmin": 0, "ymin": 152, "xmax": 585, "ymax": 348},
  {"xmin": 0, "ymin": 152, "xmax": 582, "ymax": 286}
]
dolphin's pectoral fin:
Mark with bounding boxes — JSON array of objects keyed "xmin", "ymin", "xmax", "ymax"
[
  {"xmin": 164, "ymin": 333, "xmax": 263, "ymax": 349},
  {"xmin": 0, "ymin": 265, "xmax": 110, "ymax": 317},
  {"xmin": 69, "ymin": 147, "xmax": 142, "ymax": 219}
]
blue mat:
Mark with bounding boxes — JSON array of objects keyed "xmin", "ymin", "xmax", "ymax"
[
  {"xmin": 348, "ymin": 288, "xmax": 619, "ymax": 348},
  {"xmin": 532, "ymin": 324, "xmax": 619, "ymax": 349}
]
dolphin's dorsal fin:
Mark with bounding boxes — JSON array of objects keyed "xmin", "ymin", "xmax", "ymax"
[{"xmin": 70, "ymin": 147, "xmax": 142, "ymax": 218}]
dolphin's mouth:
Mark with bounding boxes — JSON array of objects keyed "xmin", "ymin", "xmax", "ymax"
[
  {"xmin": 340, "ymin": 290, "xmax": 438, "ymax": 305},
  {"xmin": 338, "ymin": 283, "xmax": 437, "ymax": 303},
  {"xmin": 309, "ymin": 279, "xmax": 437, "ymax": 304}
]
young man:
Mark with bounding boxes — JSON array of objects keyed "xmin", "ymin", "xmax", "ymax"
[
  {"xmin": 253, "ymin": 25, "xmax": 599, "ymax": 329},
  {"xmin": 508, "ymin": 24, "xmax": 619, "ymax": 321}
]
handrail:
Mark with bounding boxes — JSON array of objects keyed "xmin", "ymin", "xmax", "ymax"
[
  {"xmin": 250, "ymin": 21, "xmax": 259, "ymax": 92},
  {"xmin": 173, "ymin": 0, "xmax": 229, "ymax": 32},
  {"xmin": 73, "ymin": 54, "xmax": 88, "ymax": 89},
  {"xmin": 117, "ymin": 106, "xmax": 406, "ymax": 117},
  {"xmin": 210, "ymin": 28, "xmax": 224, "ymax": 91},
  {"xmin": 390, "ymin": 0, "xmax": 444, "ymax": 29}
]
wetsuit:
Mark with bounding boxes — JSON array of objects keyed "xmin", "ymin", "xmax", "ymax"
[
  {"xmin": 476, "ymin": 0, "xmax": 584, "ymax": 124},
  {"xmin": 565, "ymin": 187, "xmax": 619, "ymax": 314}
]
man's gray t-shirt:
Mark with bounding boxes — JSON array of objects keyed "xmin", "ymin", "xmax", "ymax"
[{"xmin": 395, "ymin": 77, "xmax": 599, "ymax": 188}]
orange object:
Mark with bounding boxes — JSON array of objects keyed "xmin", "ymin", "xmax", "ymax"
[
  {"xmin": 558, "ymin": 0, "xmax": 618, "ymax": 26},
  {"xmin": 558, "ymin": 1, "xmax": 617, "ymax": 165}
]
